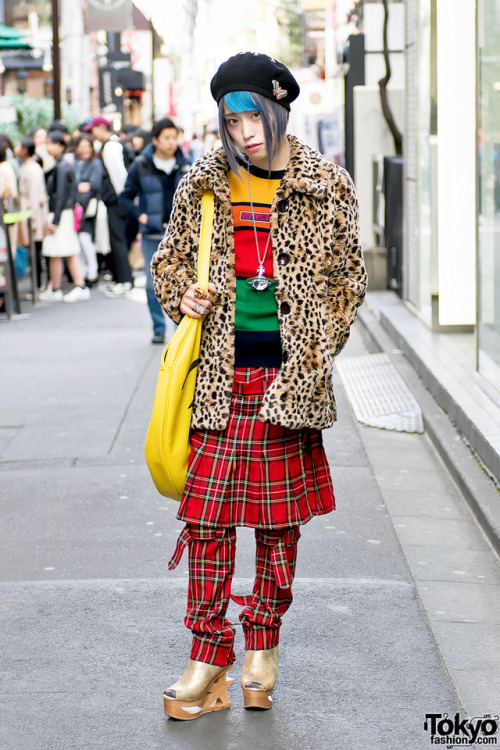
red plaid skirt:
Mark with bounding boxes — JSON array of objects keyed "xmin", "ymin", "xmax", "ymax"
[{"xmin": 177, "ymin": 367, "xmax": 335, "ymax": 529}]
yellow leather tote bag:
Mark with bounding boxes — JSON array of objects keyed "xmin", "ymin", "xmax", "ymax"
[{"xmin": 145, "ymin": 191, "xmax": 214, "ymax": 500}]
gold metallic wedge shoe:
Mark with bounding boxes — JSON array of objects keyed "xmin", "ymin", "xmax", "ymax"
[
  {"xmin": 162, "ymin": 660, "xmax": 234, "ymax": 721},
  {"xmin": 240, "ymin": 646, "xmax": 279, "ymax": 710}
]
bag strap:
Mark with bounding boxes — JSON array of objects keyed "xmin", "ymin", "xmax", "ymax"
[{"xmin": 197, "ymin": 191, "xmax": 214, "ymax": 291}]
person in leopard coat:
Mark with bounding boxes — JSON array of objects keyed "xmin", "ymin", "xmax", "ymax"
[{"xmin": 151, "ymin": 52, "xmax": 367, "ymax": 721}]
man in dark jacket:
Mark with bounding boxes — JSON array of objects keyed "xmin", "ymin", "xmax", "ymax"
[
  {"xmin": 86, "ymin": 116, "xmax": 134, "ymax": 296},
  {"xmin": 119, "ymin": 118, "xmax": 191, "ymax": 343}
]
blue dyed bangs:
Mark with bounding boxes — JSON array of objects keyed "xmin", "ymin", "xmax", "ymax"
[{"xmin": 224, "ymin": 91, "xmax": 262, "ymax": 113}]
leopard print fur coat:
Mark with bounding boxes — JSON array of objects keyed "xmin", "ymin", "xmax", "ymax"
[{"xmin": 151, "ymin": 135, "xmax": 367, "ymax": 431}]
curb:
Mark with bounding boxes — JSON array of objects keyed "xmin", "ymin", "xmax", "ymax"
[{"xmin": 357, "ymin": 306, "xmax": 500, "ymax": 559}]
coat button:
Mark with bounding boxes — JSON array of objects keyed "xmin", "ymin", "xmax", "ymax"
[
  {"xmin": 280, "ymin": 301, "xmax": 291, "ymax": 315},
  {"xmin": 277, "ymin": 199, "xmax": 289, "ymax": 212},
  {"xmin": 278, "ymin": 252, "xmax": 290, "ymax": 266}
]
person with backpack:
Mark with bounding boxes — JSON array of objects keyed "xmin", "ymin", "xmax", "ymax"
[
  {"xmin": 119, "ymin": 118, "xmax": 191, "ymax": 344},
  {"xmin": 85, "ymin": 116, "xmax": 134, "ymax": 296}
]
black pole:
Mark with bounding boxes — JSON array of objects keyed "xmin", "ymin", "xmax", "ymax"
[
  {"xmin": 344, "ymin": 33, "xmax": 365, "ymax": 179},
  {"xmin": 52, "ymin": 0, "xmax": 61, "ymax": 120}
]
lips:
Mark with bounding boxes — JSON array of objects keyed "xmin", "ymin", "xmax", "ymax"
[{"xmin": 246, "ymin": 143, "xmax": 262, "ymax": 152}]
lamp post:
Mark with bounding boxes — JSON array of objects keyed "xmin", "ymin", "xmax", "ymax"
[
  {"xmin": 51, "ymin": 0, "xmax": 61, "ymax": 120},
  {"xmin": 16, "ymin": 70, "xmax": 28, "ymax": 95}
]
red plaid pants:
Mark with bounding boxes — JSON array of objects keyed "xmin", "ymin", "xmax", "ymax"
[{"xmin": 168, "ymin": 523, "xmax": 301, "ymax": 666}]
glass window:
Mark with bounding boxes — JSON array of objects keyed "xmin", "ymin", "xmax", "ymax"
[
  {"xmin": 477, "ymin": 0, "xmax": 500, "ymax": 395},
  {"xmin": 417, "ymin": 0, "xmax": 433, "ymax": 320}
]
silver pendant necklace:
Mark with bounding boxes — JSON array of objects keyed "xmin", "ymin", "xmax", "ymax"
[{"xmin": 246, "ymin": 161, "xmax": 274, "ymax": 291}]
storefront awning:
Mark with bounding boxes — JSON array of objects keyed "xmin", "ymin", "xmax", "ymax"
[
  {"xmin": 117, "ymin": 68, "xmax": 145, "ymax": 91},
  {"xmin": 0, "ymin": 24, "xmax": 32, "ymax": 50}
]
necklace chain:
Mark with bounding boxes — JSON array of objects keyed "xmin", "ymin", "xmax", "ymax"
[{"xmin": 247, "ymin": 161, "xmax": 272, "ymax": 277}]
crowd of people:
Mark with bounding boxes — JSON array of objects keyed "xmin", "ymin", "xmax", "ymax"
[{"xmin": 0, "ymin": 119, "xmax": 222, "ymax": 342}]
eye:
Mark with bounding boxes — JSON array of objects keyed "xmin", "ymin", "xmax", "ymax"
[
  {"xmin": 251, "ymin": 110, "xmax": 262, "ymax": 119},
  {"xmin": 226, "ymin": 117, "xmax": 238, "ymax": 127}
]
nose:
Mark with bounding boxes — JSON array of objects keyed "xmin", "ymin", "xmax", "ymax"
[{"xmin": 241, "ymin": 116, "xmax": 255, "ymax": 140}]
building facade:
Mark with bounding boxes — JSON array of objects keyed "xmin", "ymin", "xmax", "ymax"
[
  {"xmin": 477, "ymin": 0, "xmax": 500, "ymax": 402},
  {"xmin": 404, "ymin": 0, "xmax": 500, "ymax": 402}
]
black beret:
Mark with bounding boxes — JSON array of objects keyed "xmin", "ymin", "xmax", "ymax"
[{"xmin": 210, "ymin": 52, "xmax": 300, "ymax": 112}]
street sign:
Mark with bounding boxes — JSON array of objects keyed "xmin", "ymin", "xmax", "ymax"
[
  {"xmin": 98, "ymin": 66, "xmax": 121, "ymax": 111},
  {"xmin": 107, "ymin": 50, "xmax": 131, "ymax": 70}
]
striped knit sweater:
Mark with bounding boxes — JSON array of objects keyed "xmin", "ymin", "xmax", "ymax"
[{"xmin": 228, "ymin": 164, "xmax": 285, "ymax": 367}]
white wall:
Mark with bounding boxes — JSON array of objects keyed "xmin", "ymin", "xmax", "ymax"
[
  {"xmin": 353, "ymin": 85, "xmax": 405, "ymax": 249},
  {"xmin": 436, "ymin": 0, "xmax": 476, "ymax": 326},
  {"xmin": 60, "ymin": 0, "xmax": 90, "ymax": 118}
]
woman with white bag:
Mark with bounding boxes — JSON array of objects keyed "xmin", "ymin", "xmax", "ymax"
[{"xmin": 40, "ymin": 131, "xmax": 90, "ymax": 303}]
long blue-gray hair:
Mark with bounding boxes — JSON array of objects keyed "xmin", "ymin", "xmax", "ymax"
[{"xmin": 218, "ymin": 90, "xmax": 289, "ymax": 176}]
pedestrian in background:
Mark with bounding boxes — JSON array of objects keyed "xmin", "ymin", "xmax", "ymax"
[
  {"xmin": 0, "ymin": 140, "xmax": 18, "ymax": 207},
  {"xmin": 0, "ymin": 139, "xmax": 19, "ymax": 257},
  {"xmin": 0, "ymin": 133, "xmax": 20, "ymax": 180},
  {"xmin": 120, "ymin": 117, "xmax": 191, "ymax": 344},
  {"xmin": 177, "ymin": 127, "xmax": 191, "ymax": 158},
  {"xmin": 119, "ymin": 123, "xmax": 137, "ymax": 142},
  {"xmin": 39, "ymin": 131, "xmax": 90, "ymax": 303},
  {"xmin": 15, "ymin": 136, "xmax": 47, "ymax": 289},
  {"xmin": 30, "ymin": 127, "xmax": 55, "ymax": 174},
  {"xmin": 74, "ymin": 135, "xmax": 103, "ymax": 287},
  {"xmin": 130, "ymin": 128, "xmax": 151, "ymax": 157},
  {"xmin": 152, "ymin": 52, "xmax": 367, "ymax": 719},
  {"xmin": 189, "ymin": 133, "xmax": 204, "ymax": 162},
  {"xmin": 85, "ymin": 116, "xmax": 134, "ymax": 296}
]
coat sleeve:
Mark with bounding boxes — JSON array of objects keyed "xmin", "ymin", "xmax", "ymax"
[
  {"xmin": 102, "ymin": 140, "xmax": 128, "ymax": 196},
  {"xmin": 52, "ymin": 162, "xmax": 70, "ymax": 225},
  {"xmin": 89, "ymin": 159, "xmax": 103, "ymax": 196},
  {"xmin": 150, "ymin": 174, "xmax": 199, "ymax": 324},
  {"xmin": 118, "ymin": 163, "xmax": 142, "ymax": 219},
  {"xmin": 28, "ymin": 164, "xmax": 46, "ymax": 236},
  {"xmin": 327, "ymin": 168, "xmax": 367, "ymax": 356}
]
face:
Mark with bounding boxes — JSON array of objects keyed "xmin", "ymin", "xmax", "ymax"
[
  {"xmin": 153, "ymin": 128, "xmax": 178, "ymax": 160},
  {"xmin": 131, "ymin": 135, "xmax": 144, "ymax": 151},
  {"xmin": 223, "ymin": 103, "xmax": 267, "ymax": 168},
  {"xmin": 46, "ymin": 139, "xmax": 64, "ymax": 158},
  {"xmin": 33, "ymin": 128, "xmax": 47, "ymax": 147},
  {"xmin": 76, "ymin": 138, "xmax": 93, "ymax": 160},
  {"xmin": 91, "ymin": 125, "xmax": 108, "ymax": 143},
  {"xmin": 14, "ymin": 141, "xmax": 25, "ymax": 159}
]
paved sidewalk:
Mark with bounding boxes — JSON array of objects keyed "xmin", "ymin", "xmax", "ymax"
[
  {"xmin": 0, "ymin": 287, "xmax": 498, "ymax": 750},
  {"xmin": 361, "ymin": 291, "xmax": 500, "ymax": 554}
]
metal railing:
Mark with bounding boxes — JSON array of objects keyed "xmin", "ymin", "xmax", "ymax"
[{"xmin": 0, "ymin": 208, "xmax": 36, "ymax": 319}]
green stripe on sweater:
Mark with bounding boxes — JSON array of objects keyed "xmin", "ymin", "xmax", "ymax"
[{"xmin": 235, "ymin": 279, "xmax": 280, "ymax": 332}]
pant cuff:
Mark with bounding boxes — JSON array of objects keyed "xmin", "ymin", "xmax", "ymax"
[
  {"xmin": 243, "ymin": 628, "xmax": 280, "ymax": 652},
  {"xmin": 190, "ymin": 636, "xmax": 235, "ymax": 667}
]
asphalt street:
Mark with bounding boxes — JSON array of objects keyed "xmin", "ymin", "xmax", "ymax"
[{"xmin": 1, "ymin": 280, "xmax": 499, "ymax": 750}]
